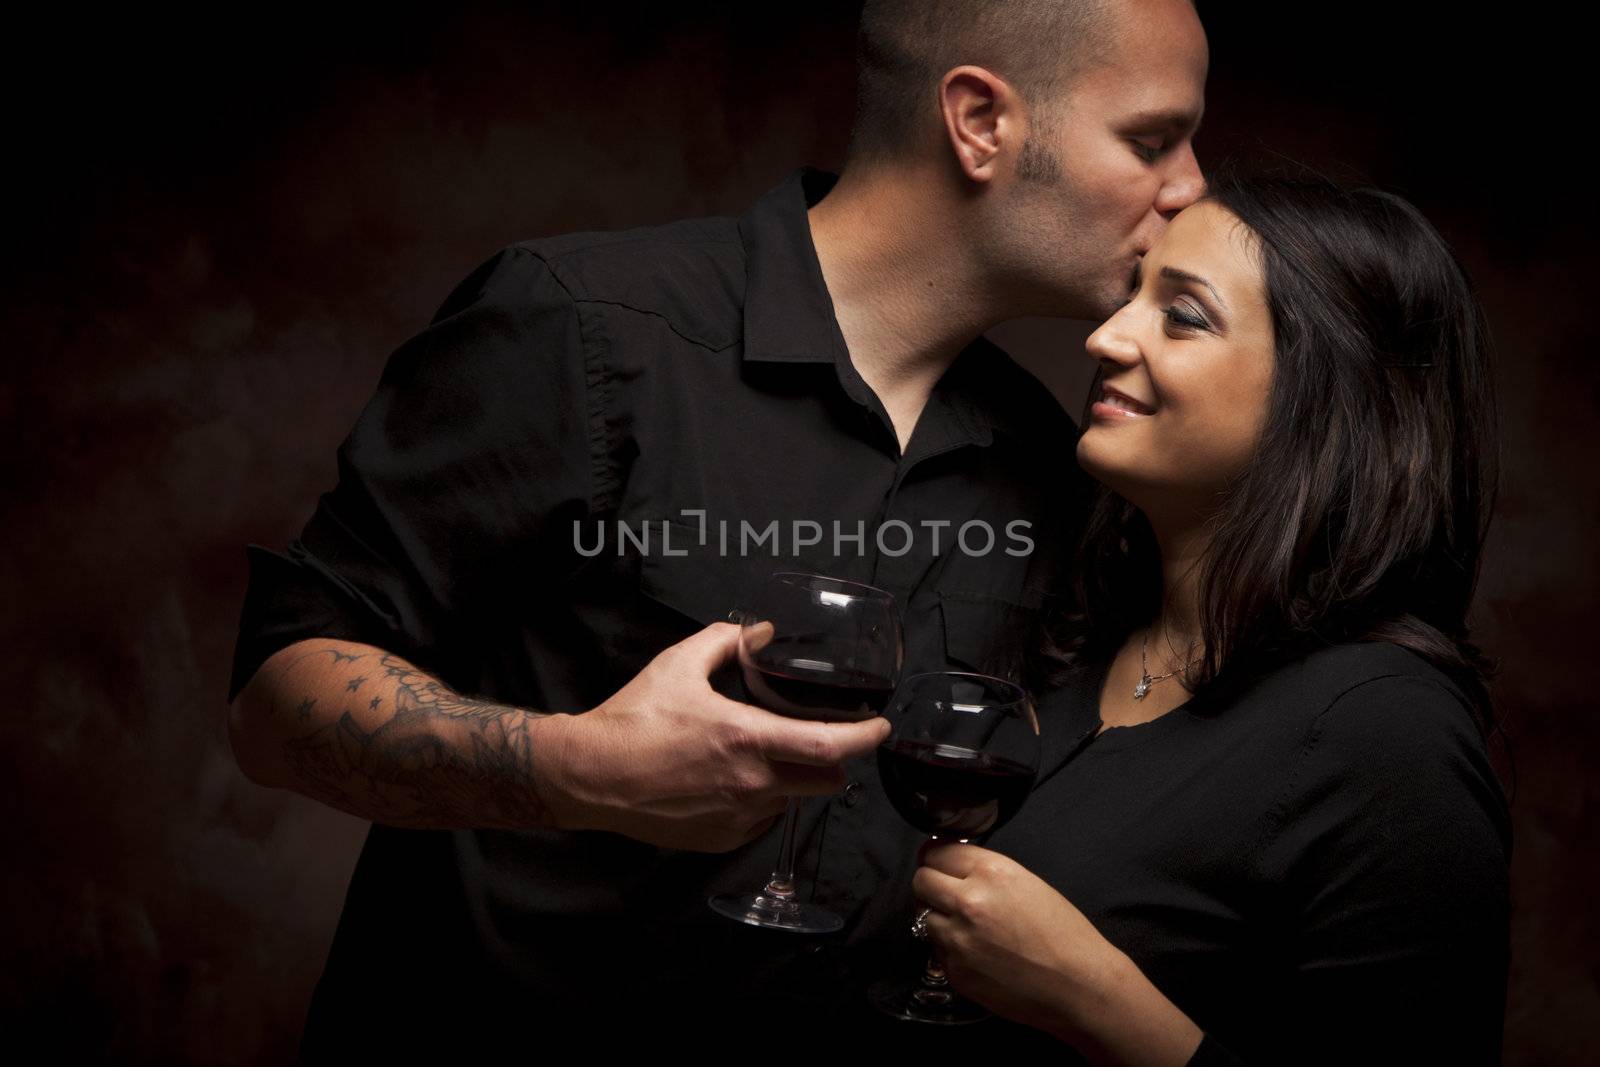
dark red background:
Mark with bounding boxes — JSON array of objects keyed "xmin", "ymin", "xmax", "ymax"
[{"xmin": 4, "ymin": 3, "xmax": 1593, "ymax": 1062}]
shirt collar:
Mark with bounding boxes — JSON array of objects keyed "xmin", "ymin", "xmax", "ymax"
[
  {"xmin": 942, "ymin": 341, "xmax": 1004, "ymax": 447},
  {"xmin": 737, "ymin": 167, "xmax": 1034, "ymax": 451},
  {"xmin": 738, "ymin": 167, "xmax": 846, "ymax": 365}
]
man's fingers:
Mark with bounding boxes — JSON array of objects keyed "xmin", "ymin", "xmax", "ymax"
[
  {"xmin": 673, "ymin": 621, "xmax": 743, "ymax": 676},
  {"xmin": 740, "ymin": 619, "xmax": 776, "ymax": 654},
  {"xmin": 755, "ymin": 715, "xmax": 892, "ymax": 767},
  {"xmin": 764, "ymin": 761, "xmax": 849, "ymax": 798},
  {"xmin": 672, "ymin": 619, "xmax": 774, "ymax": 681},
  {"xmin": 738, "ymin": 811, "xmax": 785, "ymax": 847}
]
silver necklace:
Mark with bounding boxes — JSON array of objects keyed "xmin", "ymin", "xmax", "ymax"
[{"xmin": 1135, "ymin": 629, "xmax": 1194, "ymax": 700}]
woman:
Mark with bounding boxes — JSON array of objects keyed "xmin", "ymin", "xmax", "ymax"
[{"xmin": 909, "ymin": 175, "xmax": 1511, "ymax": 1064}]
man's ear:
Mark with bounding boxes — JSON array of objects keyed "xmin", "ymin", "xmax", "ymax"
[{"xmin": 938, "ymin": 65, "xmax": 1021, "ymax": 183}]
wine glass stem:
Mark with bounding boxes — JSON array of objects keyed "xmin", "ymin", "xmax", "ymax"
[
  {"xmin": 913, "ymin": 834, "xmax": 956, "ymax": 1004},
  {"xmin": 759, "ymin": 796, "xmax": 804, "ymax": 900}
]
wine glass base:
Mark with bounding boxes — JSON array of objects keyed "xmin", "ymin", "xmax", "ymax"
[
  {"xmin": 707, "ymin": 891, "xmax": 844, "ymax": 935},
  {"xmin": 867, "ymin": 976, "xmax": 990, "ymax": 1025}
]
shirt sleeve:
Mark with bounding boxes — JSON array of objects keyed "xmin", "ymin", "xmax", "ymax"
[
  {"xmin": 1247, "ymin": 672, "xmax": 1512, "ymax": 1065},
  {"xmin": 227, "ymin": 246, "xmax": 597, "ymax": 703}
]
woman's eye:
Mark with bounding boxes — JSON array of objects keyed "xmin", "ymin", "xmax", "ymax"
[{"xmin": 1163, "ymin": 304, "xmax": 1207, "ymax": 330}]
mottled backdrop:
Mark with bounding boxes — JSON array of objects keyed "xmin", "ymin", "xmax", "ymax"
[{"xmin": 3, "ymin": 3, "xmax": 1593, "ymax": 1063}]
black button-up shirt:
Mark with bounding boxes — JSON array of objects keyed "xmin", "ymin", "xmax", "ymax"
[
  {"xmin": 229, "ymin": 168, "xmax": 1089, "ymax": 1054},
  {"xmin": 992, "ymin": 643, "xmax": 1510, "ymax": 1065}
]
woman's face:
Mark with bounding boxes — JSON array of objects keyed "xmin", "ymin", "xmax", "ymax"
[{"xmin": 1077, "ymin": 200, "xmax": 1275, "ymax": 522}]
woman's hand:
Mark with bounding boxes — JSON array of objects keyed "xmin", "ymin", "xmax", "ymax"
[{"xmin": 914, "ymin": 841, "xmax": 1204, "ymax": 1066}]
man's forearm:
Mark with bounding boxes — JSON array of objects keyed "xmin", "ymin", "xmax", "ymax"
[{"xmin": 228, "ymin": 639, "xmax": 569, "ymax": 830}]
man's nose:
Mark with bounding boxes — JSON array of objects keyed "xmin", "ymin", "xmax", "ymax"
[{"xmin": 1156, "ymin": 144, "xmax": 1206, "ymax": 220}]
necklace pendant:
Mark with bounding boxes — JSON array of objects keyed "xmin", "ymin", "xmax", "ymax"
[{"xmin": 1133, "ymin": 675, "xmax": 1151, "ymax": 700}]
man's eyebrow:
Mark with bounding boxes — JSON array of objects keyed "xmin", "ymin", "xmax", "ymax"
[
  {"xmin": 1160, "ymin": 266, "xmax": 1227, "ymax": 312},
  {"xmin": 1124, "ymin": 107, "xmax": 1203, "ymax": 133}
]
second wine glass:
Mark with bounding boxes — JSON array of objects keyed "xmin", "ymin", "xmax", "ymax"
[
  {"xmin": 870, "ymin": 670, "xmax": 1040, "ymax": 1023},
  {"xmin": 707, "ymin": 571, "xmax": 902, "ymax": 934}
]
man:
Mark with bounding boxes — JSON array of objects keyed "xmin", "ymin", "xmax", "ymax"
[{"xmin": 227, "ymin": 0, "xmax": 1206, "ymax": 1055}]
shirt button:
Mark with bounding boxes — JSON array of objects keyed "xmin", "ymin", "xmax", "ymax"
[{"xmin": 843, "ymin": 781, "xmax": 866, "ymax": 807}]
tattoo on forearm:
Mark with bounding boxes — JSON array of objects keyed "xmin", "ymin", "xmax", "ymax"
[{"xmin": 274, "ymin": 645, "xmax": 549, "ymax": 830}]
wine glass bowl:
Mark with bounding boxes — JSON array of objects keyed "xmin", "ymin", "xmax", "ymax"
[
  {"xmin": 877, "ymin": 673, "xmax": 1039, "ymax": 839},
  {"xmin": 736, "ymin": 574, "xmax": 900, "ymax": 723},
  {"xmin": 870, "ymin": 671, "xmax": 1040, "ymax": 1024},
  {"xmin": 708, "ymin": 572, "xmax": 902, "ymax": 934}
]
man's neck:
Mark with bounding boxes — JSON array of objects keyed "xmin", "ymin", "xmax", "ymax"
[{"xmin": 807, "ymin": 164, "xmax": 998, "ymax": 452}]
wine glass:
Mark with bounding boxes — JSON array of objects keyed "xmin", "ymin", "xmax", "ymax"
[
  {"xmin": 869, "ymin": 671, "xmax": 1040, "ymax": 1024},
  {"xmin": 707, "ymin": 571, "xmax": 902, "ymax": 934}
]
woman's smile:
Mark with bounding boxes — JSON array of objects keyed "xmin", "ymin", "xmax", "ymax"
[
  {"xmin": 1077, "ymin": 200, "xmax": 1275, "ymax": 515},
  {"xmin": 1091, "ymin": 383, "xmax": 1157, "ymax": 419}
]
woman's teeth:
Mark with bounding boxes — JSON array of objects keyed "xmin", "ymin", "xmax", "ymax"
[{"xmin": 1103, "ymin": 393, "xmax": 1152, "ymax": 414}]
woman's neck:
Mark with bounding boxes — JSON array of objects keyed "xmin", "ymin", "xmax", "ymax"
[{"xmin": 1145, "ymin": 515, "xmax": 1209, "ymax": 670}]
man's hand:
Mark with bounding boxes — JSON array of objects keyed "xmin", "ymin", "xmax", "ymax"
[{"xmin": 531, "ymin": 622, "xmax": 891, "ymax": 852}]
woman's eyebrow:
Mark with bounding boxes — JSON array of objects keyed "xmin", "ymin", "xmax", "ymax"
[{"xmin": 1159, "ymin": 265, "xmax": 1228, "ymax": 312}]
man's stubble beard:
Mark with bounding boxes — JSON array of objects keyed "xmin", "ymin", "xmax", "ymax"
[
  {"xmin": 1008, "ymin": 136, "xmax": 1111, "ymax": 317},
  {"xmin": 1016, "ymin": 135, "xmax": 1063, "ymax": 186}
]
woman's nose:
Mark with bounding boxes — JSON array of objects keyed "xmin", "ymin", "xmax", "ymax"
[{"xmin": 1085, "ymin": 313, "xmax": 1140, "ymax": 366}]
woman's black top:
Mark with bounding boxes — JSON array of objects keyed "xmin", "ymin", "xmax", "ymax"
[{"xmin": 979, "ymin": 640, "xmax": 1511, "ymax": 1064}]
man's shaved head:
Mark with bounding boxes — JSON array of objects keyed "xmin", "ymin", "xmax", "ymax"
[
  {"xmin": 823, "ymin": 0, "xmax": 1208, "ymax": 322},
  {"xmin": 847, "ymin": 0, "xmax": 1121, "ymax": 166}
]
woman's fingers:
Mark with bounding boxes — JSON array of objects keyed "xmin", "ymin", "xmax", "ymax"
[{"xmin": 912, "ymin": 862, "xmax": 968, "ymax": 916}]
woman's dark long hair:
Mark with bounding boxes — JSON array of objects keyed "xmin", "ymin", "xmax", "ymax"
[{"xmin": 1049, "ymin": 171, "xmax": 1504, "ymax": 743}]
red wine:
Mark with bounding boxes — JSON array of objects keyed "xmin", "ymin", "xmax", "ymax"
[
  {"xmin": 877, "ymin": 738, "xmax": 1034, "ymax": 839},
  {"xmin": 741, "ymin": 652, "xmax": 896, "ymax": 723}
]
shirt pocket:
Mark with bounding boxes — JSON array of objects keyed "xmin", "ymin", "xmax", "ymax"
[
  {"xmin": 634, "ymin": 521, "xmax": 790, "ymax": 702},
  {"xmin": 636, "ymin": 519, "xmax": 766, "ymax": 627},
  {"xmin": 937, "ymin": 590, "xmax": 1042, "ymax": 684}
]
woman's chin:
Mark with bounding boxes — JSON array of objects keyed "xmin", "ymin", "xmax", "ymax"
[
  {"xmin": 1076, "ymin": 435, "xmax": 1138, "ymax": 494},
  {"xmin": 1076, "ymin": 440, "xmax": 1174, "ymax": 519}
]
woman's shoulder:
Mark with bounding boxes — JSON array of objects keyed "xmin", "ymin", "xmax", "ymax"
[
  {"xmin": 1250, "ymin": 641, "xmax": 1511, "ymax": 883},
  {"xmin": 1174, "ymin": 641, "xmax": 1495, "ymax": 798},
  {"xmin": 1248, "ymin": 642, "xmax": 1507, "ymax": 835},
  {"xmin": 1224, "ymin": 640, "xmax": 1476, "ymax": 733},
  {"xmin": 1037, "ymin": 640, "xmax": 1490, "ymax": 771}
]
